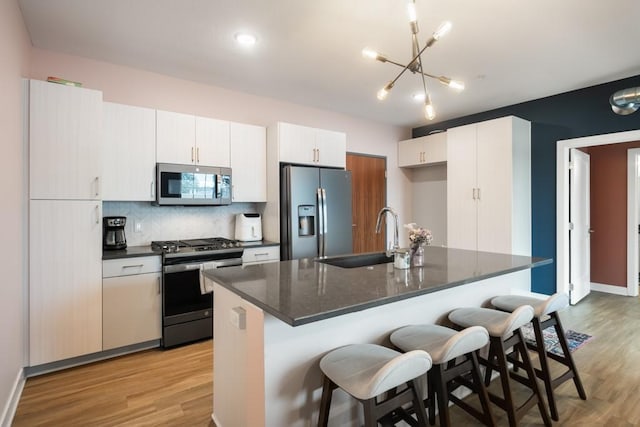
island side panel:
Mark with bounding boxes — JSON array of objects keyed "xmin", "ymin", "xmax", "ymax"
[
  {"xmin": 261, "ymin": 269, "xmax": 528, "ymax": 426},
  {"xmin": 212, "ymin": 282, "xmax": 265, "ymax": 427}
]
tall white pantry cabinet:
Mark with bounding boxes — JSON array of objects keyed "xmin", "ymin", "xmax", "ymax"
[
  {"xmin": 27, "ymin": 79, "xmax": 104, "ymax": 366},
  {"xmin": 446, "ymin": 116, "xmax": 531, "ymax": 256}
]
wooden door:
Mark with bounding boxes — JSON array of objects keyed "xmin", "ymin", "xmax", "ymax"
[{"xmin": 346, "ymin": 153, "xmax": 386, "ymax": 253}]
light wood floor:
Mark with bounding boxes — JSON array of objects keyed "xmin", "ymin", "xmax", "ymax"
[{"xmin": 12, "ymin": 291, "xmax": 640, "ymax": 426}]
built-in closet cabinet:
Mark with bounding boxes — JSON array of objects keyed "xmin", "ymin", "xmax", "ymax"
[
  {"xmin": 102, "ymin": 102, "xmax": 156, "ymax": 201},
  {"xmin": 27, "ymin": 79, "xmax": 104, "ymax": 366},
  {"xmin": 29, "ymin": 79, "xmax": 103, "ymax": 200},
  {"xmin": 276, "ymin": 122, "xmax": 346, "ymax": 167},
  {"xmin": 230, "ymin": 122, "xmax": 267, "ymax": 202},
  {"xmin": 156, "ymin": 110, "xmax": 230, "ymax": 166},
  {"xmin": 446, "ymin": 116, "xmax": 531, "ymax": 255},
  {"xmin": 398, "ymin": 132, "xmax": 446, "ymax": 167}
]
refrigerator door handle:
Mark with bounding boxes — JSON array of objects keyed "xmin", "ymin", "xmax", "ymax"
[
  {"xmin": 317, "ymin": 188, "xmax": 325, "ymax": 257},
  {"xmin": 321, "ymin": 188, "xmax": 328, "ymax": 256}
]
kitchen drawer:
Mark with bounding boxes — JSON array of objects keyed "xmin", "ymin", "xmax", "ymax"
[
  {"xmin": 103, "ymin": 256, "xmax": 161, "ymax": 278},
  {"xmin": 242, "ymin": 246, "xmax": 280, "ymax": 265}
]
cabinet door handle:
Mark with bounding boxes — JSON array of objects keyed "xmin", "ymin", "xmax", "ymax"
[
  {"xmin": 157, "ymin": 277, "xmax": 161, "ymax": 295},
  {"xmin": 317, "ymin": 148, "xmax": 320, "ymax": 162},
  {"xmin": 472, "ymin": 188, "xmax": 477, "ymax": 200},
  {"xmin": 477, "ymin": 187, "xmax": 481, "ymax": 200},
  {"xmin": 94, "ymin": 176, "xmax": 101, "ymax": 198},
  {"xmin": 254, "ymin": 252, "xmax": 270, "ymax": 257},
  {"xmin": 95, "ymin": 205, "xmax": 100, "ymax": 224},
  {"xmin": 191, "ymin": 146, "xmax": 195, "ymax": 163},
  {"xmin": 122, "ymin": 264, "xmax": 144, "ymax": 269},
  {"xmin": 150, "ymin": 181, "xmax": 155, "ymax": 199},
  {"xmin": 197, "ymin": 147, "xmax": 200, "ymax": 163}
]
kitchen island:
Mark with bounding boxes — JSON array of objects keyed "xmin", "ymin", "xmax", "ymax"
[{"xmin": 203, "ymin": 246, "xmax": 550, "ymax": 427}]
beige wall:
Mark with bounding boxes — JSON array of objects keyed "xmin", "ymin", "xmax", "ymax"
[
  {"xmin": 0, "ymin": 0, "xmax": 31, "ymax": 422},
  {"xmin": 29, "ymin": 48, "xmax": 413, "ymax": 245}
]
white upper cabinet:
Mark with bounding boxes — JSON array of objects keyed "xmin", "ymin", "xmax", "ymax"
[
  {"xmin": 29, "ymin": 79, "xmax": 103, "ymax": 200},
  {"xmin": 277, "ymin": 122, "xmax": 346, "ymax": 167},
  {"xmin": 156, "ymin": 110, "xmax": 196, "ymax": 164},
  {"xmin": 156, "ymin": 109, "xmax": 230, "ymax": 167},
  {"xmin": 446, "ymin": 116, "xmax": 531, "ymax": 255},
  {"xmin": 230, "ymin": 122, "xmax": 267, "ymax": 202},
  {"xmin": 195, "ymin": 116, "xmax": 231, "ymax": 167},
  {"xmin": 102, "ymin": 102, "xmax": 157, "ymax": 201},
  {"xmin": 398, "ymin": 132, "xmax": 447, "ymax": 167}
]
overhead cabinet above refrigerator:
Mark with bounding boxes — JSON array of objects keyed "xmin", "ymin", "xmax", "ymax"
[{"xmin": 280, "ymin": 165, "xmax": 353, "ymax": 260}]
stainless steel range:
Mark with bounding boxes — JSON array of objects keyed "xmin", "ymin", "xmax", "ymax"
[{"xmin": 152, "ymin": 237, "xmax": 244, "ymax": 348}]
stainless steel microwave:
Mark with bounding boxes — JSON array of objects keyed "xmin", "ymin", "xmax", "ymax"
[{"xmin": 156, "ymin": 163, "xmax": 232, "ymax": 206}]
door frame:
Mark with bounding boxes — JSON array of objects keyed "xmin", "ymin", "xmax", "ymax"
[
  {"xmin": 557, "ymin": 129, "xmax": 640, "ymax": 298},
  {"xmin": 627, "ymin": 148, "xmax": 640, "ymax": 297}
]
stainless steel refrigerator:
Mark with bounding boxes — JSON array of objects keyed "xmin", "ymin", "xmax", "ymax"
[{"xmin": 281, "ymin": 165, "xmax": 353, "ymax": 260}]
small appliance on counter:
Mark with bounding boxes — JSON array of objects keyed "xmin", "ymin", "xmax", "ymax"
[
  {"xmin": 103, "ymin": 216, "xmax": 127, "ymax": 250},
  {"xmin": 235, "ymin": 213, "xmax": 263, "ymax": 242}
]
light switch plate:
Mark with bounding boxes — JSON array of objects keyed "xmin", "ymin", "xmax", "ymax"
[{"xmin": 230, "ymin": 306, "xmax": 246, "ymax": 330}]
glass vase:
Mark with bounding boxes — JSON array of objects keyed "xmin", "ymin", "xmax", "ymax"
[{"xmin": 411, "ymin": 244, "xmax": 424, "ymax": 267}]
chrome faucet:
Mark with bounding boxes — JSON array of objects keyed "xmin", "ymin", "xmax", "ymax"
[{"xmin": 375, "ymin": 206, "xmax": 399, "ymax": 256}]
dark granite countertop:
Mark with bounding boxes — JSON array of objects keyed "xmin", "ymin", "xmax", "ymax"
[
  {"xmin": 203, "ymin": 246, "xmax": 552, "ymax": 326},
  {"xmin": 102, "ymin": 240, "xmax": 280, "ymax": 260}
]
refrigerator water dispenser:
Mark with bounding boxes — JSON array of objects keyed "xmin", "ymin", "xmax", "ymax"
[{"xmin": 298, "ymin": 205, "xmax": 316, "ymax": 236}]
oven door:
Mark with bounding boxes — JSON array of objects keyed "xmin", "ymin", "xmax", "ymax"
[{"xmin": 163, "ymin": 262, "xmax": 213, "ymax": 326}]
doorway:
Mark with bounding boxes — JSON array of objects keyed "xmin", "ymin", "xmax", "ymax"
[
  {"xmin": 557, "ymin": 129, "xmax": 640, "ymax": 300},
  {"xmin": 346, "ymin": 153, "xmax": 386, "ymax": 253}
]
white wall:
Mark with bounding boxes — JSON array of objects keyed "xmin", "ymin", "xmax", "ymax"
[
  {"xmin": 0, "ymin": 0, "xmax": 31, "ymax": 424},
  {"xmin": 28, "ymin": 49, "xmax": 413, "ymax": 247},
  {"xmin": 410, "ymin": 164, "xmax": 447, "ymax": 246}
]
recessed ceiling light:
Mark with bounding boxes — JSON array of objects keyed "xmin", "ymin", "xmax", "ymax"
[
  {"xmin": 235, "ymin": 32, "xmax": 257, "ymax": 46},
  {"xmin": 412, "ymin": 93, "xmax": 426, "ymax": 102}
]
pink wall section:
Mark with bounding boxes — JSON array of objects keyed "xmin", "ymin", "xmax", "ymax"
[
  {"xmin": 28, "ymin": 48, "xmax": 416, "ymax": 245},
  {"xmin": 28, "ymin": 48, "xmax": 408, "ymax": 149},
  {"xmin": 0, "ymin": 0, "xmax": 32, "ymax": 420}
]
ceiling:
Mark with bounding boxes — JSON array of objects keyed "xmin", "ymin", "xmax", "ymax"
[{"xmin": 18, "ymin": 0, "xmax": 640, "ymax": 128}]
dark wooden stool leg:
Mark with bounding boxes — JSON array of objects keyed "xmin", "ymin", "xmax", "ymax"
[
  {"xmin": 433, "ymin": 364, "xmax": 451, "ymax": 427},
  {"xmin": 532, "ymin": 317, "xmax": 559, "ymax": 421},
  {"xmin": 410, "ymin": 378, "xmax": 429, "ymax": 426},
  {"xmin": 493, "ymin": 337, "xmax": 518, "ymax": 427},
  {"xmin": 515, "ymin": 329, "xmax": 552, "ymax": 427},
  {"xmin": 427, "ymin": 371, "xmax": 437, "ymax": 425},
  {"xmin": 470, "ymin": 351, "xmax": 496, "ymax": 427},
  {"xmin": 318, "ymin": 375, "xmax": 335, "ymax": 427},
  {"xmin": 552, "ymin": 312, "xmax": 587, "ymax": 400}
]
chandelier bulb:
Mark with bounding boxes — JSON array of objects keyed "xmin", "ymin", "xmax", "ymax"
[
  {"xmin": 377, "ymin": 82, "xmax": 394, "ymax": 101},
  {"xmin": 362, "ymin": 48, "xmax": 378, "ymax": 60},
  {"xmin": 448, "ymin": 79, "xmax": 465, "ymax": 91},
  {"xmin": 406, "ymin": 1, "xmax": 417, "ymax": 24},
  {"xmin": 433, "ymin": 21, "xmax": 452, "ymax": 40},
  {"xmin": 425, "ymin": 101, "xmax": 436, "ymax": 120}
]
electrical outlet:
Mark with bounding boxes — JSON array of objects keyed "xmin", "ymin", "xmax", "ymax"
[{"xmin": 134, "ymin": 221, "xmax": 142, "ymax": 233}]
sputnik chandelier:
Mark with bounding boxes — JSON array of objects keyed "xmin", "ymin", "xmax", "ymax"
[{"xmin": 362, "ymin": 0, "xmax": 464, "ymax": 121}]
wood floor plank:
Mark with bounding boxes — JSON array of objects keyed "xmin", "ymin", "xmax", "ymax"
[{"xmin": 12, "ymin": 292, "xmax": 640, "ymax": 425}]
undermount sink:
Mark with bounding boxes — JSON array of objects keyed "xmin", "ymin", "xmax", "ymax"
[{"xmin": 317, "ymin": 252, "xmax": 394, "ymax": 269}]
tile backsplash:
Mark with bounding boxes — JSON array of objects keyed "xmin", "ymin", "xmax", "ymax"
[{"xmin": 103, "ymin": 201, "xmax": 259, "ymax": 246}]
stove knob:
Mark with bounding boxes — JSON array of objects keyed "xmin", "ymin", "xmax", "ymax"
[
  {"xmin": 236, "ymin": 242, "xmax": 242, "ymax": 247},
  {"xmin": 221, "ymin": 243, "xmax": 227, "ymax": 248}
]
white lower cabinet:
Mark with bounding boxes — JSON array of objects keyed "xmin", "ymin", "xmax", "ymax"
[
  {"xmin": 242, "ymin": 246, "xmax": 280, "ymax": 265},
  {"xmin": 102, "ymin": 256, "xmax": 162, "ymax": 350},
  {"xmin": 29, "ymin": 200, "xmax": 103, "ymax": 366}
]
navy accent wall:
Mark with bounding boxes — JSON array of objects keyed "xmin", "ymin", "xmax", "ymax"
[{"xmin": 413, "ymin": 75, "xmax": 640, "ymax": 294}]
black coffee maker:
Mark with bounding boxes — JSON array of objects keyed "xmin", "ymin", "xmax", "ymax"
[{"xmin": 103, "ymin": 216, "xmax": 127, "ymax": 250}]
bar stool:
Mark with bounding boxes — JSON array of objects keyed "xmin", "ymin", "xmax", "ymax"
[
  {"xmin": 449, "ymin": 305, "xmax": 552, "ymax": 427},
  {"xmin": 491, "ymin": 293, "xmax": 587, "ymax": 421},
  {"xmin": 390, "ymin": 325, "xmax": 495, "ymax": 427},
  {"xmin": 317, "ymin": 343, "xmax": 431, "ymax": 427}
]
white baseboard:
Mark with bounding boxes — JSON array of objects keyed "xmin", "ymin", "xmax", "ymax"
[
  {"xmin": 212, "ymin": 413, "xmax": 222, "ymax": 427},
  {"xmin": 591, "ymin": 282, "xmax": 630, "ymax": 296},
  {"xmin": 0, "ymin": 368, "xmax": 25, "ymax": 427}
]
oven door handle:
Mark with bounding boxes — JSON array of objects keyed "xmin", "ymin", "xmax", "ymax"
[
  {"xmin": 205, "ymin": 258, "xmax": 243, "ymax": 269},
  {"xmin": 164, "ymin": 263, "xmax": 203, "ymax": 274}
]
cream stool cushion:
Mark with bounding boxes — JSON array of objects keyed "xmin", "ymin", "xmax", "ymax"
[
  {"xmin": 448, "ymin": 305, "xmax": 534, "ymax": 339},
  {"xmin": 390, "ymin": 325, "xmax": 489, "ymax": 364},
  {"xmin": 491, "ymin": 293, "xmax": 569, "ymax": 318},
  {"xmin": 319, "ymin": 343, "xmax": 432, "ymax": 401}
]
